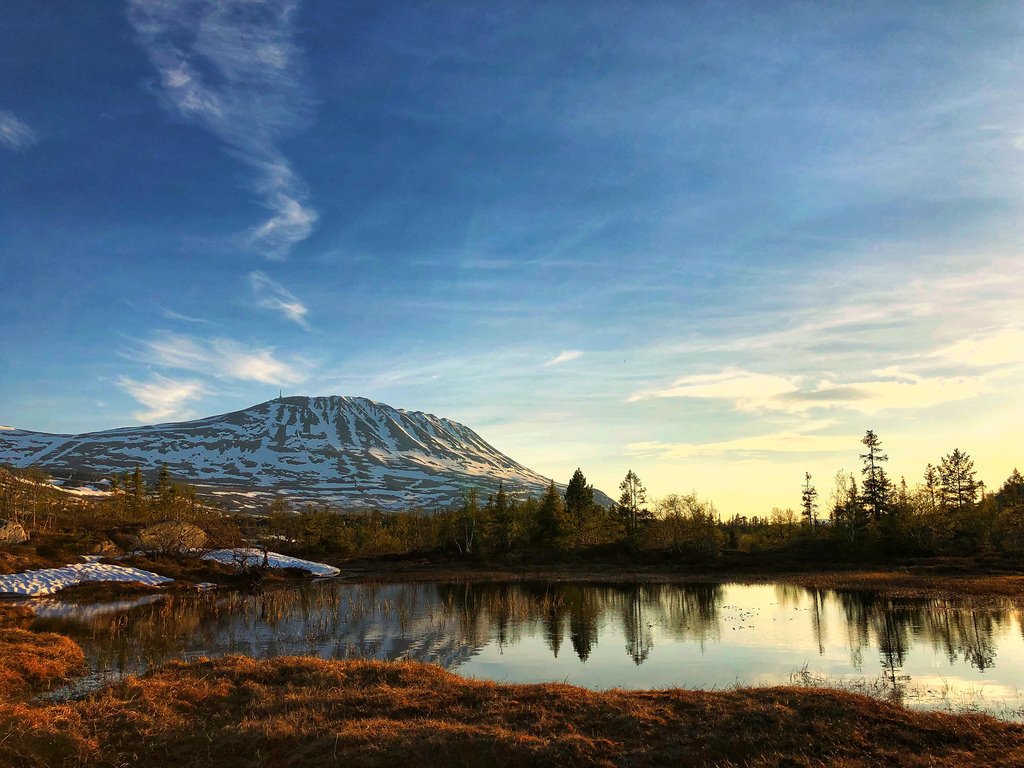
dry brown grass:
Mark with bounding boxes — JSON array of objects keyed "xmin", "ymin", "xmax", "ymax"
[
  {"xmin": 0, "ymin": 602, "xmax": 33, "ymax": 629},
  {"xmin": 0, "ymin": 629, "xmax": 85, "ymax": 698},
  {"xmin": 1, "ymin": 656, "xmax": 1023, "ymax": 767},
  {"xmin": 0, "ymin": 597, "xmax": 87, "ymax": 699}
]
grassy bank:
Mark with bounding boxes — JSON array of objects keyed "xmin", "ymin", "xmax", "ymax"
[
  {"xmin": 0, "ymin": 601, "xmax": 85, "ymax": 698},
  {"xmin": 0, "ymin": 628, "xmax": 85, "ymax": 698},
  {"xmin": 1, "ymin": 656, "xmax": 1022, "ymax": 767}
]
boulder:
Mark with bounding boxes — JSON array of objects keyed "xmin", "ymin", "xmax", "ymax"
[
  {"xmin": 138, "ymin": 521, "xmax": 207, "ymax": 554},
  {"xmin": 90, "ymin": 538, "xmax": 123, "ymax": 557},
  {"xmin": 0, "ymin": 520, "xmax": 29, "ymax": 545}
]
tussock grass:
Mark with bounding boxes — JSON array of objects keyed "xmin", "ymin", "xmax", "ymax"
[
  {"xmin": 3, "ymin": 656, "xmax": 1024, "ymax": 767},
  {"xmin": 0, "ymin": 629, "xmax": 85, "ymax": 698},
  {"xmin": 0, "ymin": 602, "xmax": 32, "ymax": 628}
]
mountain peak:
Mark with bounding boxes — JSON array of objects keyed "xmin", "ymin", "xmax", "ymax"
[{"xmin": 0, "ymin": 396, "xmax": 606, "ymax": 512}]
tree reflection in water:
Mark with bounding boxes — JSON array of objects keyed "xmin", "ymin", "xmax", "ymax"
[{"xmin": 22, "ymin": 580, "xmax": 1016, "ymax": 703}]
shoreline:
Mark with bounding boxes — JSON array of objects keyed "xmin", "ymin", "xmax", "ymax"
[
  {"xmin": 4, "ymin": 563, "xmax": 1024, "ymax": 765},
  {"xmin": 4, "ymin": 556, "xmax": 1023, "ymax": 606},
  {"xmin": 328, "ymin": 557, "xmax": 1024, "ymax": 603}
]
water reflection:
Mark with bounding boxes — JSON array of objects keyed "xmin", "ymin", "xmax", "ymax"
[{"xmin": 12, "ymin": 580, "xmax": 1024, "ymax": 716}]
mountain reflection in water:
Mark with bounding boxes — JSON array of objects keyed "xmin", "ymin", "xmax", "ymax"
[{"xmin": 18, "ymin": 581, "xmax": 1024, "ymax": 717}]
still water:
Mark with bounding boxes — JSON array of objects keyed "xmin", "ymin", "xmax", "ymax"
[{"xmin": 17, "ymin": 580, "xmax": 1024, "ymax": 717}]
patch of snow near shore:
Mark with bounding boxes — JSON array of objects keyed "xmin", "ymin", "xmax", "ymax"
[
  {"xmin": 202, "ymin": 548, "xmax": 340, "ymax": 577},
  {"xmin": 31, "ymin": 594, "xmax": 165, "ymax": 620},
  {"xmin": 0, "ymin": 563, "xmax": 173, "ymax": 597}
]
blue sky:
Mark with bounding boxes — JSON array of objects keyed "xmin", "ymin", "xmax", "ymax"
[{"xmin": 2, "ymin": 1, "xmax": 1023, "ymax": 513}]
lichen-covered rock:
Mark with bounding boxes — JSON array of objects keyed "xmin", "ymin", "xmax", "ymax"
[
  {"xmin": 139, "ymin": 521, "xmax": 207, "ymax": 554},
  {"xmin": 0, "ymin": 520, "xmax": 28, "ymax": 546}
]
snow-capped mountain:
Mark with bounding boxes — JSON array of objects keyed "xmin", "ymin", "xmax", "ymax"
[{"xmin": 0, "ymin": 396, "xmax": 607, "ymax": 511}]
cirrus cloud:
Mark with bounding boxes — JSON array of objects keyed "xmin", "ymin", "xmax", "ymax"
[
  {"xmin": 128, "ymin": 0, "xmax": 316, "ymax": 259},
  {"xmin": 0, "ymin": 111, "xmax": 37, "ymax": 152},
  {"xmin": 249, "ymin": 270, "xmax": 309, "ymax": 328}
]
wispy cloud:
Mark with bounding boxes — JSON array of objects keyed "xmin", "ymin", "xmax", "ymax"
[
  {"xmin": 249, "ymin": 270, "xmax": 309, "ymax": 328},
  {"xmin": 629, "ymin": 365, "xmax": 990, "ymax": 416},
  {"xmin": 128, "ymin": 0, "xmax": 316, "ymax": 259},
  {"xmin": 544, "ymin": 350, "xmax": 583, "ymax": 366},
  {"xmin": 929, "ymin": 327, "xmax": 1024, "ymax": 369},
  {"xmin": 117, "ymin": 373, "xmax": 206, "ymax": 422},
  {"xmin": 629, "ymin": 368, "xmax": 796, "ymax": 409},
  {"xmin": 0, "ymin": 111, "xmax": 37, "ymax": 151},
  {"xmin": 160, "ymin": 308, "xmax": 208, "ymax": 323},
  {"xmin": 132, "ymin": 332, "xmax": 310, "ymax": 385},
  {"xmin": 626, "ymin": 427, "xmax": 854, "ymax": 460}
]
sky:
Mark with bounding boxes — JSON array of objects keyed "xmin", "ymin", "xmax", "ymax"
[{"xmin": 2, "ymin": 1, "xmax": 1023, "ymax": 515}]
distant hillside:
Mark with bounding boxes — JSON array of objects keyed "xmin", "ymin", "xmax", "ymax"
[{"xmin": 0, "ymin": 396, "xmax": 613, "ymax": 512}]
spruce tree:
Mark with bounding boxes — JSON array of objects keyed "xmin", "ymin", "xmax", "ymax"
[
  {"xmin": 535, "ymin": 481, "xmax": 564, "ymax": 545},
  {"xmin": 801, "ymin": 472, "xmax": 818, "ymax": 527},
  {"xmin": 130, "ymin": 466, "xmax": 145, "ymax": 519},
  {"xmin": 489, "ymin": 482, "xmax": 514, "ymax": 552},
  {"xmin": 617, "ymin": 469, "xmax": 650, "ymax": 540},
  {"xmin": 997, "ymin": 469, "xmax": 1024, "ymax": 508},
  {"xmin": 923, "ymin": 464, "xmax": 940, "ymax": 512},
  {"xmin": 564, "ymin": 468, "xmax": 594, "ymax": 546},
  {"xmin": 938, "ymin": 449, "xmax": 978, "ymax": 512},
  {"xmin": 859, "ymin": 430, "xmax": 892, "ymax": 524},
  {"xmin": 155, "ymin": 462, "xmax": 174, "ymax": 518}
]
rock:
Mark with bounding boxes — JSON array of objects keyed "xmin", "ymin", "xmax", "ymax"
[
  {"xmin": 0, "ymin": 520, "xmax": 29, "ymax": 545},
  {"xmin": 139, "ymin": 521, "xmax": 207, "ymax": 554},
  {"xmin": 89, "ymin": 538, "xmax": 123, "ymax": 557}
]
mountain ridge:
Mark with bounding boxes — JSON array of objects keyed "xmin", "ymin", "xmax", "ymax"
[{"xmin": 0, "ymin": 395, "xmax": 612, "ymax": 511}]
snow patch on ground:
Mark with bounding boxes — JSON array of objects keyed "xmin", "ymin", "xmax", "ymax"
[
  {"xmin": 0, "ymin": 563, "xmax": 173, "ymax": 597},
  {"xmin": 202, "ymin": 548, "xmax": 340, "ymax": 577},
  {"xmin": 51, "ymin": 483, "xmax": 113, "ymax": 497}
]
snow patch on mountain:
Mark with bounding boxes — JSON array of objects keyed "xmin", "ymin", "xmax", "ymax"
[{"xmin": 0, "ymin": 396, "xmax": 608, "ymax": 511}]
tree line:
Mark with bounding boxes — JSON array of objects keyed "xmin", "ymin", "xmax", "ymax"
[
  {"xmin": 2, "ymin": 428, "xmax": 1021, "ymax": 563},
  {"xmin": 728, "ymin": 430, "xmax": 1024, "ymax": 557}
]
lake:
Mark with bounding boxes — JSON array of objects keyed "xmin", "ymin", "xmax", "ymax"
[{"xmin": 16, "ymin": 580, "xmax": 1024, "ymax": 718}]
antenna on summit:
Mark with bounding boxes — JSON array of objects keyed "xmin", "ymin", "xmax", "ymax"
[{"xmin": 278, "ymin": 389, "xmax": 282, "ymax": 401}]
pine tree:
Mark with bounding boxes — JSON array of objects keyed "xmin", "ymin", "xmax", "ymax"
[
  {"xmin": 859, "ymin": 430, "xmax": 892, "ymax": 524},
  {"xmin": 617, "ymin": 469, "xmax": 650, "ymax": 540},
  {"xmin": 563, "ymin": 468, "xmax": 594, "ymax": 546},
  {"xmin": 801, "ymin": 472, "xmax": 818, "ymax": 527}
]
